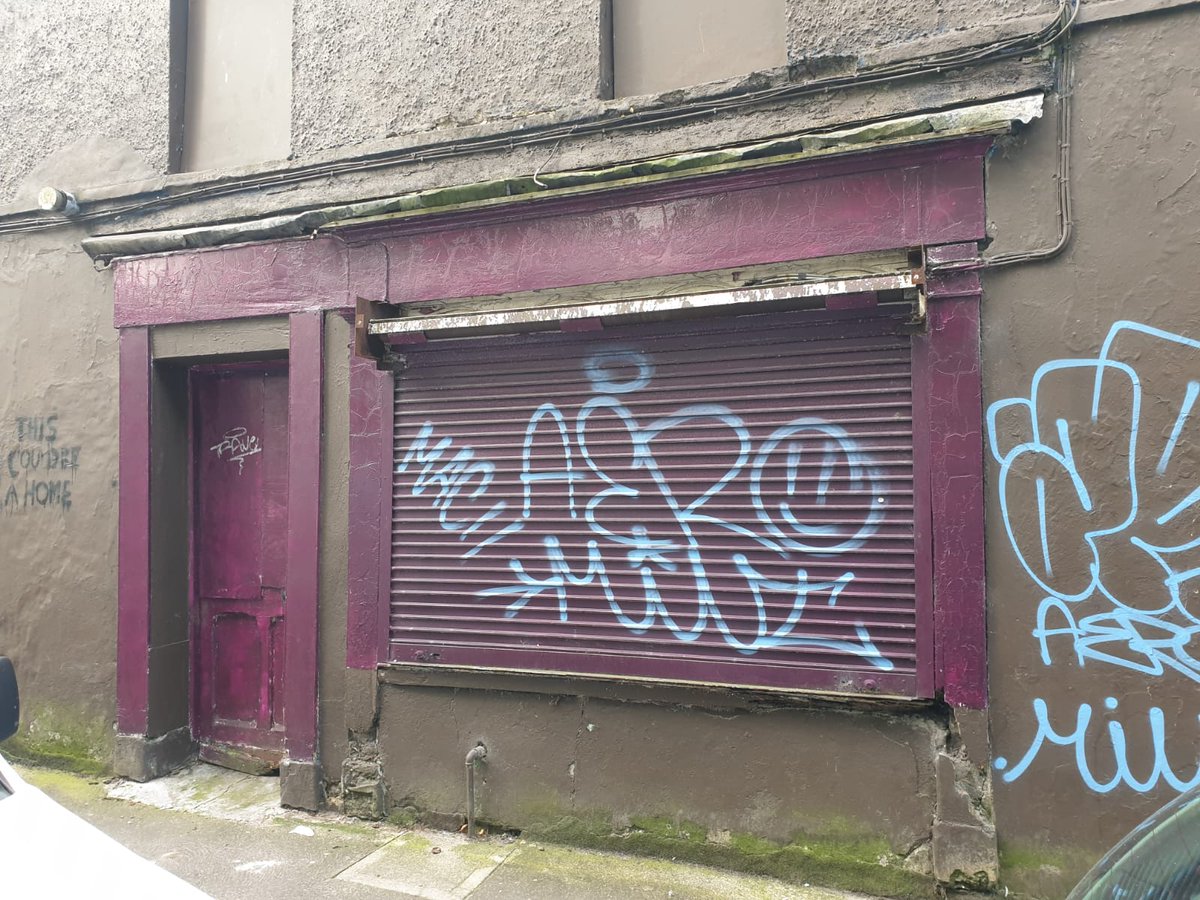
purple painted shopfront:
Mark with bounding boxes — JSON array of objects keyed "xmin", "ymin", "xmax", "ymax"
[{"xmin": 111, "ymin": 136, "xmax": 988, "ymax": 805}]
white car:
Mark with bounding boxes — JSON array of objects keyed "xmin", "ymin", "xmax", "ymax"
[{"xmin": 0, "ymin": 657, "xmax": 209, "ymax": 897}]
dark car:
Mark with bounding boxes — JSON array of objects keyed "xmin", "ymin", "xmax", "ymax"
[{"xmin": 1069, "ymin": 787, "xmax": 1200, "ymax": 899}]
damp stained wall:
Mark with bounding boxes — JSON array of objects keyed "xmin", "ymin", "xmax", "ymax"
[
  {"xmin": 376, "ymin": 681, "xmax": 944, "ymax": 851},
  {"xmin": 0, "ymin": 0, "xmax": 176, "ymax": 760},
  {"xmin": 318, "ymin": 313, "xmax": 352, "ymax": 778},
  {"xmin": 0, "ymin": 225, "xmax": 120, "ymax": 766}
]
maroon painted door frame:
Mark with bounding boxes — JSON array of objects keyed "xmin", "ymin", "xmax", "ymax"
[
  {"xmin": 116, "ymin": 326, "xmax": 152, "ymax": 736},
  {"xmin": 115, "ymin": 137, "xmax": 989, "ymax": 713},
  {"xmin": 284, "ymin": 312, "xmax": 323, "ymax": 762},
  {"xmin": 116, "ymin": 312, "xmax": 323, "ymax": 763},
  {"xmin": 918, "ymin": 242, "xmax": 986, "ymax": 709}
]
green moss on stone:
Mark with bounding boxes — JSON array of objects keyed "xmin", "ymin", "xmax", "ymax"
[
  {"xmin": 950, "ymin": 868, "xmax": 993, "ymax": 891},
  {"xmin": 999, "ymin": 840, "xmax": 1098, "ymax": 899},
  {"xmin": 387, "ymin": 805, "xmax": 420, "ymax": 828},
  {"xmin": 627, "ymin": 815, "xmax": 708, "ymax": 844},
  {"xmin": 507, "ymin": 840, "xmax": 849, "ymax": 900},
  {"xmin": 3, "ymin": 704, "xmax": 111, "ymax": 777},
  {"xmin": 523, "ymin": 815, "xmax": 935, "ymax": 900},
  {"xmin": 184, "ymin": 781, "xmax": 216, "ymax": 803},
  {"xmin": 17, "ymin": 764, "xmax": 107, "ymax": 802},
  {"xmin": 397, "ymin": 832, "xmax": 432, "ymax": 852},
  {"xmin": 1000, "ymin": 841, "xmax": 1094, "ymax": 877},
  {"xmin": 728, "ymin": 832, "xmax": 778, "ymax": 855},
  {"xmin": 521, "ymin": 812, "xmax": 608, "ymax": 845}
]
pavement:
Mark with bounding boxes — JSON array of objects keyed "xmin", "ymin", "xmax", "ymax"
[{"xmin": 20, "ymin": 762, "xmax": 875, "ymax": 900}]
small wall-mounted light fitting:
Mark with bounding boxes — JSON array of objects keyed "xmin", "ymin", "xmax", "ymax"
[{"xmin": 37, "ymin": 187, "xmax": 79, "ymax": 216}]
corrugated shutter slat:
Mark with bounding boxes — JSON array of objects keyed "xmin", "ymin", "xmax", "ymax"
[{"xmin": 389, "ymin": 309, "xmax": 921, "ymax": 694}]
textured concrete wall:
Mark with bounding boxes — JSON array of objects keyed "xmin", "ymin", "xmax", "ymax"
[
  {"xmin": 0, "ymin": 226, "xmax": 120, "ymax": 768},
  {"xmin": 290, "ymin": 0, "xmax": 605, "ymax": 158},
  {"xmin": 0, "ymin": 0, "xmax": 170, "ymax": 207},
  {"xmin": 981, "ymin": 8, "xmax": 1200, "ymax": 897},
  {"xmin": 289, "ymin": 0, "xmax": 1060, "ymax": 158},
  {"xmin": 0, "ymin": 0, "xmax": 1080, "ymax": 208},
  {"xmin": 377, "ymin": 684, "xmax": 942, "ymax": 853},
  {"xmin": 787, "ymin": 0, "xmax": 1056, "ymax": 64},
  {"xmin": 612, "ymin": 0, "xmax": 786, "ymax": 96},
  {"xmin": 0, "ymin": 0, "xmax": 1064, "ymax": 202}
]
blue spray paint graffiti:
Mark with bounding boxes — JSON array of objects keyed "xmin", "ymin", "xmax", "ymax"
[
  {"xmin": 397, "ymin": 346, "xmax": 896, "ymax": 668},
  {"xmin": 988, "ymin": 320, "xmax": 1200, "ymax": 792},
  {"xmin": 994, "ymin": 698, "xmax": 1200, "ymax": 794}
]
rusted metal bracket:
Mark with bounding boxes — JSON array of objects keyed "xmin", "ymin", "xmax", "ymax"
[
  {"xmin": 353, "ymin": 296, "xmax": 400, "ymax": 369},
  {"xmin": 899, "ymin": 249, "xmax": 929, "ymax": 333}
]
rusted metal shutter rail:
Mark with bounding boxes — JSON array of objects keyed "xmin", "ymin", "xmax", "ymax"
[{"xmin": 389, "ymin": 309, "xmax": 920, "ymax": 695}]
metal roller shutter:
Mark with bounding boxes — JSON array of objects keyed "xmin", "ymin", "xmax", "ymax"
[{"xmin": 389, "ymin": 307, "xmax": 924, "ymax": 695}]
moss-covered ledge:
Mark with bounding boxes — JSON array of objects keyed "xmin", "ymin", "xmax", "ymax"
[
  {"xmin": 518, "ymin": 814, "xmax": 935, "ymax": 899},
  {"xmin": 2, "ymin": 702, "xmax": 112, "ymax": 777}
]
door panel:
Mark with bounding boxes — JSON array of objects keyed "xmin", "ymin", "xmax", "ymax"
[
  {"xmin": 191, "ymin": 365, "xmax": 289, "ymax": 766},
  {"xmin": 212, "ymin": 613, "xmax": 262, "ymax": 723}
]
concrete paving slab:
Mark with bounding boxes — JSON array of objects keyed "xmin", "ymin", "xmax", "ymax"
[
  {"xmin": 336, "ymin": 831, "xmax": 517, "ymax": 899},
  {"xmin": 22, "ymin": 766, "xmax": 399, "ymax": 899},
  {"xmin": 21, "ymin": 764, "xmax": 885, "ymax": 900},
  {"xmin": 107, "ymin": 761, "xmax": 282, "ymax": 825},
  {"xmin": 474, "ymin": 842, "xmax": 861, "ymax": 900}
]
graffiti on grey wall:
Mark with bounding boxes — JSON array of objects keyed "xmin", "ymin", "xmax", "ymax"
[
  {"xmin": 397, "ymin": 347, "xmax": 896, "ymax": 668},
  {"xmin": 1, "ymin": 415, "xmax": 80, "ymax": 514},
  {"xmin": 988, "ymin": 321, "xmax": 1200, "ymax": 792}
]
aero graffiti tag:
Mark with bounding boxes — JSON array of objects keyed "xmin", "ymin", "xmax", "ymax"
[
  {"xmin": 396, "ymin": 346, "xmax": 899, "ymax": 668},
  {"xmin": 988, "ymin": 321, "xmax": 1200, "ymax": 793},
  {"xmin": 1, "ymin": 415, "xmax": 80, "ymax": 514}
]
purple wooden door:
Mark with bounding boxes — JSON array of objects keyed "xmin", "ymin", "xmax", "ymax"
[{"xmin": 191, "ymin": 365, "xmax": 289, "ymax": 767}]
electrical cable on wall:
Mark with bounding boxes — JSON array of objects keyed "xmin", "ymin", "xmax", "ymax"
[
  {"xmin": 930, "ymin": 0, "xmax": 1078, "ymax": 273},
  {"xmin": 0, "ymin": 0, "xmax": 1078, "ymax": 239}
]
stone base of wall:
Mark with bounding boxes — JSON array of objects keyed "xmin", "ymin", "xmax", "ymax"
[
  {"xmin": 367, "ymin": 680, "xmax": 1008, "ymax": 897},
  {"xmin": 281, "ymin": 757, "xmax": 324, "ymax": 811},
  {"xmin": 342, "ymin": 740, "xmax": 387, "ymax": 819}
]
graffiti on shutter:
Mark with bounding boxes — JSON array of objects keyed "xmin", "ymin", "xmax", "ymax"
[{"xmin": 390, "ymin": 310, "xmax": 921, "ymax": 693}]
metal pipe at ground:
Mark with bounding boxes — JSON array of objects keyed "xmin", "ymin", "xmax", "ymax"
[{"xmin": 465, "ymin": 743, "xmax": 487, "ymax": 839}]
